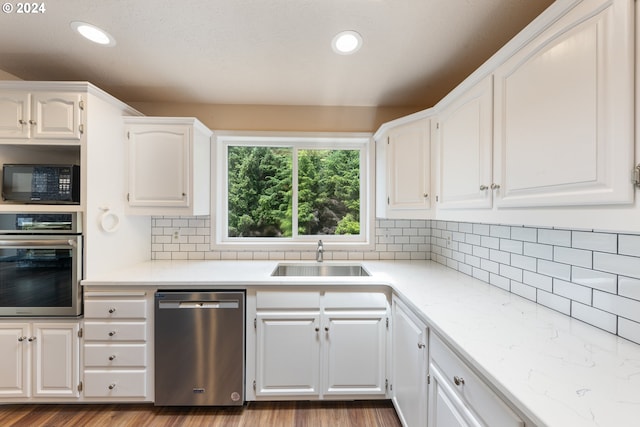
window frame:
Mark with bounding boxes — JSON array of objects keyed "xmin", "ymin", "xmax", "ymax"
[{"xmin": 212, "ymin": 131, "xmax": 375, "ymax": 251}]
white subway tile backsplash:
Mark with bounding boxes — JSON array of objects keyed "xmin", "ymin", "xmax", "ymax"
[
  {"xmin": 472, "ymin": 267, "xmax": 489, "ymax": 282},
  {"xmin": 572, "ymin": 231, "xmax": 617, "ymax": 253},
  {"xmin": 618, "ymin": 234, "xmax": 640, "ymax": 257},
  {"xmin": 480, "ymin": 236, "xmax": 500, "ymax": 249},
  {"xmin": 465, "ymin": 254, "xmax": 481, "ymax": 268},
  {"xmin": 618, "ymin": 318, "xmax": 640, "ymax": 345},
  {"xmin": 522, "ymin": 271, "xmax": 553, "ymax": 292},
  {"xmin": 510, "ymin": 226, "xmax": 537, "ymax": 242},
  {"xmin": 571, "ymin": 267, "xmax": 616, "ymax": 294},
  {"xmin": 473, "ymin": 223, "xmax": 490, "ymax": 236},
  {"xmin": 523, "ymin": 242, "xmax": 553, "ymax": 260},
  {"xmin": 489, "ymin": 249, "xmax": 511, "ymax": 264},
  {"xmin": 571, "ymin": 302, "xmax": 617, "ymax": 333},
  {"xmin": 490, "ymin": 225, "xmax": 510, "ymax": 239},
  {"xmin": 511, "ymin": 281, "xmax": 536, "ymax": 301},
  {"xmin": 500, "ymin": 238, "xmax": 523, "ymax": 254},
  {"xmin": 510, "ymin": 254, "xmax": 537, "ymax": 272},
  {"xmin": 472, "ymin": 245, "xmax": 490, "ymax": 259},
  {"xmin": 490, "ymin": 273, "xmax": 510, "ymax": 291},
  {"xmin": 554, "ymin": 247, "xmax": 592, "ymax": 269},
  {"xmin": 458, "ymin": 222, "xmax": 473, "ymax": 233},
  {"xmin": 538, "ymin": 229, "xmax": 571, "ymax": 247},
  {"xmin": 553, "ymin": 279, "xmax": 592, "ymax": 305},
  {"xmin": 459, "ymin": 263, "xmax": 472, "ymax": 276},
  {"xmin": 618, "ymin": 276, "xmax": 640, "ymax": 302},
  {"xmin": 481, "ymin": 259, "xmax": 500, "ymax": 275},
  {"xmin": 593, "ymin": 252, "xmax": 640, "ymax": 280},
  {"xmin": 538, "ymin": 259, "xmax": 571, "ymax": 281},
  {"xmin": 537, "ymin": 290, "xmax": 571, "ymax": 315},
  {"xmin": 593, "ymin": 291, "xmax": 640, "ymax": 323},
  {"xmin": 500, "ymin": 264, "xmax": 523, "ymax": 282},
  {"xmin": 466, "ymin": 233, "xmax": 481, "ymax": 246}
]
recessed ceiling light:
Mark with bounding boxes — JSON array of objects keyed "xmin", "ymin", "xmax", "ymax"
[
  {"xmin": 332, "ymin": 31, "xmax": 362, "ymax": 55},
  {"xmin": 70, "ymin": 21, "xmax": 116, "ymax": 47}
]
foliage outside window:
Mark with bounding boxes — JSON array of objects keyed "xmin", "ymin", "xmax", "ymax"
[{"xmin": 215, "ymin": 133, "xmax": 373, "ymax": 249}]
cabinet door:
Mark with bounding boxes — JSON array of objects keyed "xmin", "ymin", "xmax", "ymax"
[
  {"xmin": 392, "ymin": 298, "xmax": 428, "ymax": 427},
  {"xmin": 127, "ymin": 125, "xmax": 190, "ymax": 209},
  {"xmin": 322, "ymin": 311, "xmax": 387, "ymax": 396},
  {"xmin": 0, "ymin": 92, "xmax": 30, "ymax": 139},
  {"xmin": 493, "ymin": 0, "xmax": 634, "ymax": 207},
  {"xmin": 437, "ymin": 77, "xmax": 493, "ymax": 209},
  {"xmin": 32, "ymin": 92, "xmax": 83, "ymax": 140},
  {"xmin": 385, "ymin": 118, "xmax": 431, "ymax": 216},
  {"xmin": 0, "ymin": 324, "xmax": 29, "ymax": 397},
  {"xmin": 255, "ymin": 312, "xmax": 320, "ymax": 397},
  {"xmin": 32, "ymin": 323, "xmax": 79, "ymax": 398},
  {"xmin": 429, "ymin": 363, "xmax": 482, "ymax": 427}
]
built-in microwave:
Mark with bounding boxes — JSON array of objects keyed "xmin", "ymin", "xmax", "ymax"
[
  {"xmin": 2, "ymin": 164, "xmax": 80, "ymax": 204},
  {"xmin": 0, "ymin": 213, "xmax": 82, "ymax": 317}
]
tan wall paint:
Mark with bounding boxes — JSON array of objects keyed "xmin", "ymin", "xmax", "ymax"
[
  {"xmin": 128, "ymin": 102, "xmax": 419, "ymax": 133},
  {"xmin": 0, "ymin": 70, "xmax": 22, "ymax": 80}
]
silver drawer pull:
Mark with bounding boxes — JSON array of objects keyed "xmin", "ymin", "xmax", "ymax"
[
  {"xmin": 453, "ymin": 376, "xmax": 465, "ymax": 386},
  {"xmin": 109, "ymin": 355, "xmax": 116, "ymax": 361},
  {"xmin": 18, "ymin": 336, "xmax": 27, "ymax": 342},
  {"xmin": 108, "ymin": 307, "xmax": 116, "ymax": 314},
  {"xmin": 108, "ymin": 383, "xmax": 116, "ymax": 390},
  {"xmin": 108, "ymin": 331, "xmax": 116, "ymax": 337},
  {"xmin": 28, "ymin": 336, "xmax": 36, "ymax": 342},
  {"xmin": 417, "ymin": 342, "xmax": 426, "ymax": 349}
]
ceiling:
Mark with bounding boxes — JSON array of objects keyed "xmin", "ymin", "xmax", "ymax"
[{"xmin": 0, "ymin": 0, "xmax": 554, "ymax": 109}]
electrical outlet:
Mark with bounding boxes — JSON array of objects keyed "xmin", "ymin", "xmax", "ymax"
[
  {"xmin": 442, "ymin": 231, "xmax": 452, "ymax": 247},
  {"xmin": 172, "ymin": 229, "xmax": 180, "ymax": 240}
]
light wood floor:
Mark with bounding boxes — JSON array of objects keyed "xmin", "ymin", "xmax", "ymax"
[{"xmin": 0, "ymin": 400, "xmax": 402, "ymax": 427}]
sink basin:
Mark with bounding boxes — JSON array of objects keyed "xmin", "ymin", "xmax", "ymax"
[{"xmin": 271, "ymin": 263, "xmax": 370, "ymax": 277}]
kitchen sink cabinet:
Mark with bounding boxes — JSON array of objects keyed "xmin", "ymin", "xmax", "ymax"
[
  {"xmin": 428, "ymin": 333, "xmax": 524, "ymax": 427},
  {"xmin": 0, "ymin": 321, "xmax": 80, "ymax": 401},
  {"xmin": 82, "ymin": 290, "xmax": 151, "ymax": 401},
  {"xmin": 435, "ymin": 76, "xmax": 493, "ymax": 210},
  {"xmin": 253, "ymin": 290, "xmax": 389, "ymax": 400},
  {"xmin": 124, "ymin": 117, "xmax": 212, "ymax": 216},
  {"xmin": 492, "ymin": 0, "xmax": 634, "ymax": 208},
  {"xmin": 376, "ymin": 117, "xmax": 431, "ymax": 219},
  {"xmin": 0, "ymin": 91, "xmax": 83, "ymax": 141},
  {"xmin": 391, "ymin": 296, "xmax": 429, "ymax": 427}
]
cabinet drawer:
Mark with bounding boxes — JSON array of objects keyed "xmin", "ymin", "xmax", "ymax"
[
  {"xmin": 257, "ymin": 291, "xmax": 320, "ymax": 309},
  {"xmin": 430, "ymin": 334, "xmax": 524, "ymax": 427},
  {"xmin": 84, "ymin": 322, "xmax": 146, "ymax": 341},
  {"xmin": 85, "ymin": 300, "xmax": 147, "ymax": 319},
  {"xmin": 324, "ymin": 292, "xmax": 388, "ymax": 309},
  {"xmin": 83, "ymin": 370, "xmax": 147, "ymax": 398},
  {"xmin": 84, "ymin": 344, "xmax": 146, "ymax": 367}
]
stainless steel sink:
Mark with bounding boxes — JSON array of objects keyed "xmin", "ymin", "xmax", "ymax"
[{"xmin": 271, "ymin": 263, "xmax": 370, "ymax": 277}]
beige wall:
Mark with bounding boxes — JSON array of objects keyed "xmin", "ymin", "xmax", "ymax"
[
  {"xmin": 0, "ymin": 70, "xmax": 21, "ymax": 80},
  {"xmin": 128, "ymin": 102, "xmax": 420, "ymax": 133}
]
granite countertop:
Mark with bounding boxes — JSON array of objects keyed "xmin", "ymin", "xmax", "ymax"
[{"xmin": 83, "ymin": 259, "xmax": 640, "ymax": 427}]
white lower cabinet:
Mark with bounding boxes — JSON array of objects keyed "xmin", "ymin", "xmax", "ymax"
[
  {"xmin": 391, "ymin": 296, "xmax": 428, "ymax": 427},
  {"xmin": 254, "ymin": 290, "xmax": 389, "ymax": 400},
  {"xmin": 0, "ymin": 321, "xmax": 80, "ymax": 400},
  {"xmin": 82, "ymin": 290, "xmax": 151, "ymax": 401},
  {"xmin": 429, "ymin": 334, "xmax": 524, "ymax": 427}
]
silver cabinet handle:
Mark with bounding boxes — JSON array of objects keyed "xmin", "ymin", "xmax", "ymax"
[
  {"xmin": 18, "ymin": 336, "xmax": 27, "ymax": 342},
  {"xmin": 108, "ymin": 331, "xmax": 116, "ymax": 337},
  {"xmin": 453, "ymin": 376, "xmax": 465, "ymax": 386},
  {"xmin": 479, "ymin": 185, "xmax": 488, "ymax": 191},
  {"xmin": 324, "ymin": 327, "xmax": 329, "ymax": 332},
  {"xmin": 108, "ymin": 355, "xmax": 116, "ymax": 361},
  {"xmin": 423, "ymin": 193, "xmax": 429, "ymax": 198},
  {"xmin": 417, "ymin": 342, "xmax": 426, "ymax": 349},
  {"xmin": 108, "ymin": 307, "xmax": 116, "ymax": 314},
  {"xmin": 18, "ymin": 119, "xmax": 27, "ymax": 125},
  {"xmin": 108, "ymin": 383, "xmax": 116, "ymax": 390},
  {"xmin": 315, "ymin": 327, "xmax": 320, "ymax": 332},
  {"xmin": 491, "ymin": 183, "xmax": 500, "ymax": 190},
  {"xmin": 28, "ymin": 336, "xmax": 36, "ymax": 342},
  {"xmin": 28, "ymin": 119, "xmax": 36, "ymax": 125}
]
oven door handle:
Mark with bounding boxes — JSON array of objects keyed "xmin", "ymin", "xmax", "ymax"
[{"xmin": 0, "ymin": 239, "xmax": 77, "ymax": 248}]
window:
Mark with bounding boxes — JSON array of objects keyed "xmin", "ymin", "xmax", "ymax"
[{"xmin": 213, "ymin": 132, "xmax": 374, "ymax": 250}]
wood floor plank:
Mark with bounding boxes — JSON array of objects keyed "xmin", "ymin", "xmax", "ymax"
[{"xmin": 0, "ymin": 401, "xmax": 401, "ymax": 427}]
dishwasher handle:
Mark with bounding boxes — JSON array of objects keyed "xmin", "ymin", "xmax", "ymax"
[{"xmin": 157, "ymin": 300, "xmax": 240, "ymax": 309}]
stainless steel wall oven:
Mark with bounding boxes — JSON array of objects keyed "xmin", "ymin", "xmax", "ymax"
[{"xmin": 0, "ymin": 212, "xmax": 82, "ymax": 317}]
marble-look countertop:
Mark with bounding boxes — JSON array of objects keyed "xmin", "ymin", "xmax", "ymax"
[{"xmin": 83, "ymin": 260, "xmax": 640, "ymax": 427}]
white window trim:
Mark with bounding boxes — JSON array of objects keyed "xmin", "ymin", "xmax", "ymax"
[{"xmin": 211, "ymin": 131, "xmax": 375, "ymax": 251}]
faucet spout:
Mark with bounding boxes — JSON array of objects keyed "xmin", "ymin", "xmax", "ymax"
[{"xmin": 316, "ymin": 240, "xmax": 324, "ymax": 262}]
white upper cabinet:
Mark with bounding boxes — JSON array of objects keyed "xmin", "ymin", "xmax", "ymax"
[
  {"xmin": 436, "ymin": 76, "xmax": 493, "ymax": 210},
  {"xmin": 0, "ymin": 92, "xmax": 83, "ymax": 141},
  {"xmin": 376, "ymin": 118, "xmax": 431, "ymax": 219},
  {"xmin": 493, "ymin": 0, "xmax": 634, "ymax": 207},
  {"xmin": 125, "ymin": 117, "xmax": 212, "ymax": 216}
]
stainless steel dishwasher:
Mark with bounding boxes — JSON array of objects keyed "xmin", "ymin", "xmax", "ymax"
[{"xmin": 154, "ymin": 290, "xmax": 245, "ymax": 406}]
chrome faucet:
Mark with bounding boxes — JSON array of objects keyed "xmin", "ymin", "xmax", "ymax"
[{"xmin": 316, "ymin": 239, "xmax": 324, "ymax": 262}]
